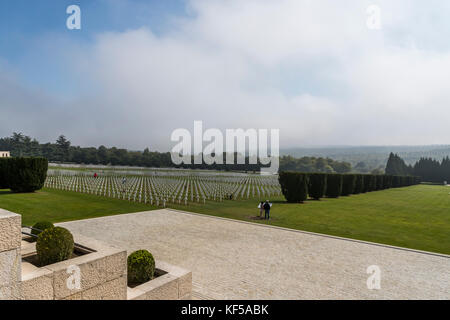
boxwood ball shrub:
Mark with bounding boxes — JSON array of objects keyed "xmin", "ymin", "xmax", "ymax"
[
  {"xmin": 30, "ymin": 221, "xmax": 54, "ymax": 242},
  {"xmin": 7, "ymin": 157, "xmax": 48, "ymax": 193},
  {"xmin": 127, "ymin": 249, "xmax": 156, "ymax": 284},
  {"xmin": 341, "ymin": 174, "xmax": 356, "ymax": 196},
  {"xmin": 325, "ymin": 174, "xmax": 343, "ymax": 198},
  {"xmin": 36, "ymin": 227, "xmax": 74, "ymax": 266},
  {"xmin": 308, "ymin": 173, "xmax": 327, "ymax": 200}
]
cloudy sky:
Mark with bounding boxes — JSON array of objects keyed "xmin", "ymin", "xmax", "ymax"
[{"xmin": 1, "ymin": 0, "xmax": 449, "ymax": 151}]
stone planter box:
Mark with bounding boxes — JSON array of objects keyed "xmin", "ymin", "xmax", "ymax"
[
  {"xmin": 1, "ymin": 208, "xmax": 192, "ymax": 300},
  {"xmin": 21, "ymin": 234, "xmax": 127, "ymax": 300},
  {"xmin": 127, "ymin": 261, "xmax": 192, "ymax": 300}
]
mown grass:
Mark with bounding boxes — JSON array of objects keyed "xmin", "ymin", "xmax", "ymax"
[
  {"xmin": 170, "ymin": 184, "xmax": 450, "ymax": 255},
  {"xmin": 0, "ymin": 185, "xmax": 449, "ymax": 254},
  {"xmin": 0, "ymin": 188, "xmax": 158, "ymax": 226}
]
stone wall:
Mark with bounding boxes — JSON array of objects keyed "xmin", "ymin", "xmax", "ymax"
[
  {"xmin": 0, "ymin": 208, "xmax": 192, "ymax": 300},
  {"xmin": 0, "ymin": 209, "xmax": 22, "ymax": 299},
  {"xmin": 21, "ymin": 234, "xmax": 128, "ymax": 300}
]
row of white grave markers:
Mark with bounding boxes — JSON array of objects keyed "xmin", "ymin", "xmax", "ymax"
[{"xmin": 44, "ymin": 173, "xmax": 282, "ymax": 206}]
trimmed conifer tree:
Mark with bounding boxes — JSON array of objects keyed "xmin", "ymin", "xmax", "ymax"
[
  {"xmin": 353, "ymin": 174, "xmax": 364, "ymax": 194},
  {"xmin": 0, "ymin": 158, "xmax": 9, "ymax": 189},
  {"xmin": 7, "ymin": 157, "xmax": 48, "ymax": 193},
  {"xmin": 341, "ymin": 174, "xmax": 356, "ymax": 196},
  {"xmin": 383, "ymin": 175, "xmax": 393, "ymax": 189},
  {"xmin": 325, "ymin": 174, "xmax": 343, "ymax": 198},
  {"xmin": 375, "ymin": 175, "xmax": 384, "ymax": 190},
  {"xmin": 279, "ymin": 172, "xmax": 309, "ymax": 203},
  {"xmin": 308, "ymin": 173, "xmax": 327, "ymax": 200}
]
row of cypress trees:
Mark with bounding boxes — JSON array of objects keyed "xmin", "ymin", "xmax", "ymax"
[
  {"xmin": 0, "ymin": 157, "xmax": 48, "ymax": 192},
  {"xmin": 278, "ymin": 172, "xmax": 420, "ymax": 203}
]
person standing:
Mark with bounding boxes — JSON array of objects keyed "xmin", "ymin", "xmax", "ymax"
[
  {"xmin": 258, "ymin": 201, "xmax": 264, "ymax": 218},
  {"xmin": 263, "ymin": 200, "xmax": 271, "ymax": 220}
]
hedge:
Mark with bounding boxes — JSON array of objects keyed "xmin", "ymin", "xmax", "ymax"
[
  {"xmin": 279, "ymin": 172, "xmax": 420, "ymax": 203},
  {"xmin": 362, "ymin": 174, "xmax": 377, "ymax": 192},
  {"xmin": 341, "ymin": 174, "xmax": 357, "ymax": 196},
  {"xmin": 325, "ymin": 174, "xmax": 343, "ymax": 198},
  {"xmin": 0, "ymin": 159, "xmax": 9, "ymax": 189},
  {"xmin": 353, "ymin": 174, "xmax": 364, "ymax": 194},
  {"xmin": 279, "ymin": 172, "xmax": 309, "ymax": 203},
  {"xmin": 383, "ymin": 175, "xmax": 393, "ymax": 189},
  {"xmin": 4, "ymin": 157, "xmax": 48, "ymax": 193},
  {"xmin": 375, "ymin": 175, "xmax": 384, "ymax": 190},
  {"xmin": 392, "ymin": 175, "xmax": 402, "ymax": 188},
  {"xmin": 308, "ymin": 173, "xmax": 327, "ymax": 200}
]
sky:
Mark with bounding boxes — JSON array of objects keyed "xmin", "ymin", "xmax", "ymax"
[{"xmin": 1, "ymin": 0, "xmax": 450, "ymax": 151}]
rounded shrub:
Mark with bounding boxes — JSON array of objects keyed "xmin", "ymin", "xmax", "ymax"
[
  {"xmin": 127, "ymin": 249, "xmax": 156, "ymax": 284},
  {"xmin": 36, "ymin": 227, "xmax": 74, "ymax": 266},
  {"xmin": 30, "ymin": 221, "xmax": 54, "ymax": 242},
  {"xmin": 7, "ymin": 157, "xmax": 48, "ymax": 193}
]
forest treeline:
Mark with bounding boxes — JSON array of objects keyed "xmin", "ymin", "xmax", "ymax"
[
  {"xmin": 385, "ymin": 152, "xmax": 450, "ymax": 182},
  {"xmin": 0, "ymin": 133, "xmax": 352, "ymax": 173}
]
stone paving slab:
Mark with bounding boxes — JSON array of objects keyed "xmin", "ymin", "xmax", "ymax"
[{"xmin": 59, "ymin": 209, "xmax": 450, "ymax": 299}]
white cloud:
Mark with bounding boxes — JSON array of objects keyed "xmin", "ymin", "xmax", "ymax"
[{"xmin": 2, "ymin": 0, "xmax": 450, "ymax": 149}]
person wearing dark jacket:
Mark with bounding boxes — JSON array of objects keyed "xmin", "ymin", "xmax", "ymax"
[{"xmin": 263, "ymin": 200, "xmax": 271, "ymax": 220}]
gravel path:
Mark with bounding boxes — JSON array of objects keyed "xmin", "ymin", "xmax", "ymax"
[{"xmin": 59, "ymin": 209, "xmax": 450, "ymax": 299}]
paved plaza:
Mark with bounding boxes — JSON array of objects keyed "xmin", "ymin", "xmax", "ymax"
[{"xmin": 59, "ymin": 209, "xmax": 450, "ymax": 299}]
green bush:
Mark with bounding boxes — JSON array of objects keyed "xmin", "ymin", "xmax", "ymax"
[
  {"xmin": 383, "ymin": 175, "xmax": 393, "ymax": 189},
  {"xmin": 0, "ymin": 158, "xmax": 9, "ymax": 189},
  {"xmin": 7, "ymin": 157, "xmax": 48, "ymax": 193},
  {"xmin": 353, "ymin": 174, "xmax": 364, "ymax": 194},
  {"xmin": 127, "ymin": 250, "xmax": 156, "ymax": 284},
  {"xmin": 279, "ymin": 172, "xmax": 308, "ymax": 203},
  {"xmin": 30, "ymin": 221, "xmax": 54, "ymax": 242},
  {"xmin": 363, "ymin": 175, "xmax": 377, "ymax": 192},
  {"xmin": 308, "ymin": 173, "xmax": 327, "ymax": 200},
  {"xmin": 375, "ymin": 175, "xmax": 384, "ymax": 190},
  {"xmin": 325, "ymin": 174, "xmax": 343, "ymax": 198},
  {"xmin": 341, "ymin": 174, "xmax": 356, "ymax": 196},
  {"xmin": 392, "ymin": 175, "xmax": 402, "ymax": 188},
  {"xmin": 36, "ymin": 227, "xmax": 74, "ymax": 266}
]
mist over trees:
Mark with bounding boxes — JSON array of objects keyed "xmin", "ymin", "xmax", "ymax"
[{"xmin": 0, "ymin": 133, "xmax": 351, "ymax": 173}]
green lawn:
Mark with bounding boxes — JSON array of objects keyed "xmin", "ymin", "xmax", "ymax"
[
  {"xmin": 170, "ymin": 184, "xmax": 450, "ymax": 255},
  {"xmin": 0, "ymin": 185, "xmax": 449, "ymax": 254},
  {"xmin": 0, "ymin": 188, "xmax": 158, "ymax": 226}
]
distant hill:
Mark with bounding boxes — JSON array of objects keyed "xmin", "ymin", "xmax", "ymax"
[{"xmin": 281, "ymin": 145, "xmax": 450, "ymax": 172}]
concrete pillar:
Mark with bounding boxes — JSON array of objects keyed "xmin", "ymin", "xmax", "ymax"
[{"xmin": 0, "ymin": 209, "xmax": 22, "ymax": 300}]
